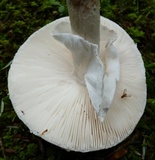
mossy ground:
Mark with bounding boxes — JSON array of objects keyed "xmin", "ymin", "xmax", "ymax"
[{"xmin": 0, "ymin": 0, "xmax": 155, "ymax": 159}]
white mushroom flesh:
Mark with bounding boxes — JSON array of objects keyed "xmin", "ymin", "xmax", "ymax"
[
  {"xmin": 53, "ymin": 23, "xmax": 120, "ymax": 122},
  {"xmin": 8, "ymin": 17, "xmax": 146, "ymax": 152}
]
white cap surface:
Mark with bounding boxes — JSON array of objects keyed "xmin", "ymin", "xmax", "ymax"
[{"xmin": 8, "ymin": 17, "xmax": 146, "ymax": 152}]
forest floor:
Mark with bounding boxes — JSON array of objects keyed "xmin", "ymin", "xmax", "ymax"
[{"xmin": 0, "ymin": 0, "xmax": 155, "ymax": 159}]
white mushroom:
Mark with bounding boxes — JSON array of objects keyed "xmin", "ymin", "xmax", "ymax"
[{"xmin": 8, "ymin": 16, "xmax": 146, "ymax": 152}]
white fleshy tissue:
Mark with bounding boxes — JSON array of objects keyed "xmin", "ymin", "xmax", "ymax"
[{"xmin": 53, "ymin": 26, "xmax": 120, "ymax": 122}]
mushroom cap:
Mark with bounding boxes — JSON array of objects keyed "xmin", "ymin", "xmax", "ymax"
[{"xmin": 8, "ymin": 16, "xmax": 146, "ymax": 152}]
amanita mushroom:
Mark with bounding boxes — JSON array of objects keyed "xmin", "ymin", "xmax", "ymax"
[{"xmin": 8, "ymin": 1, "xmax": 146, "ymax": 152}]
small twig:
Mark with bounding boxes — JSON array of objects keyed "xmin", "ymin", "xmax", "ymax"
[
  {"xmin": 0, "ymin": 137, "xmax": 7, "ymax": 159},
  {"xmin": 142, "ymin": 138, "xmax": 147, "ymax": 160},
  {"xmin": 1, "ymin": 60, "xmax": 12, "ymax": 70}
]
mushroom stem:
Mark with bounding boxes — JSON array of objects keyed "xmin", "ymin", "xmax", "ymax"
[{"xmin": 66, "ymin": 0, "xmax": 100, "ymax": 47}]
